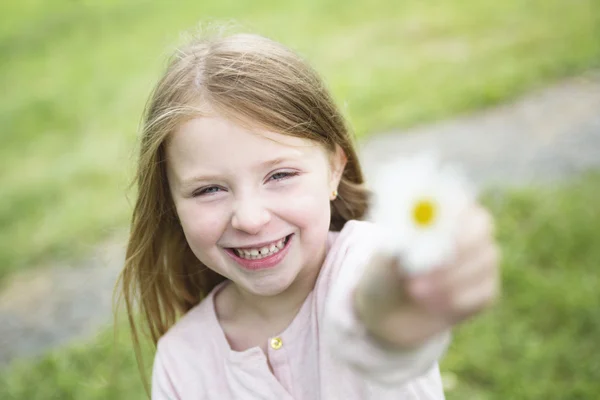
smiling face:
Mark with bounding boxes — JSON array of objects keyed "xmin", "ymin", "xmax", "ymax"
[{"xmin": 166, "ymin": 115, "xmax": 346, "ymax": 297}]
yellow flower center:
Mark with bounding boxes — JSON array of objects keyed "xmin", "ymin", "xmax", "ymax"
[{"xmin": 412, "ymin": 199, "xmax": 436, "ymax": 227}]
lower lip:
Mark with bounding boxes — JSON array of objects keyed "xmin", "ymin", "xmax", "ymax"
[{"xmin": 226, "ymin": 235, "xmax": 293, "ymax": 271}]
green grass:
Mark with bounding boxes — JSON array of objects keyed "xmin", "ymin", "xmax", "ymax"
[
  {"xmin": 444, "ymin": 175, "xmax": 600, "ymax": 399},
  {"xmin": 2, "ymin": 174, "xmax": 600, "ymax": 399},
  {"xmin": 1, "ymin": 0, "xmax": 599, "ymax": 280},
  {"xmin": 0, "ymin": 320, "xmax": 149, "ymax": 400}
]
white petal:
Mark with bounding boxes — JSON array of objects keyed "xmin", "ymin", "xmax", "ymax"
[{"xmin": 369, "ymin": 153, "xmax": 474, "ymax": 274}]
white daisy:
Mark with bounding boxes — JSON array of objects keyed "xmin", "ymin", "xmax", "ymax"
[{"xmin": 368, "ymin": 153, "xmax": 475, "ymax": 274}]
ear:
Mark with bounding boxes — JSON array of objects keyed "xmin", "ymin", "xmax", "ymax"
[{"xmin": 329, "ymin": 144, "xmax": 347, "ymax": 192}]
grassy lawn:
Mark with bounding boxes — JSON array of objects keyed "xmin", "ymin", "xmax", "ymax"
[
  {"xmin": 444, "ymin": 174, "xmax": 600, "ymax": 399},
  {"xmin": 1, "ymin": 0, "xmax": 599, "ymax": 281},
  {"xmin": 2, "ymin": 173, "xmax": 600, "ymax": 399}
]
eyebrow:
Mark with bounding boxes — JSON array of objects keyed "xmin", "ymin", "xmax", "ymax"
[{"xmin": 179, "ymin": 156, "xmax": 300, "ymax": 188}]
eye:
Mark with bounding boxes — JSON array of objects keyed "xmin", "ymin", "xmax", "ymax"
[
  {"xmin": 269, "ymin": 171, "xmax": 298, "ymax": 181},
  {"xmin": 192, "ymin": 186, "xmax": 223, "ymax": 197}
]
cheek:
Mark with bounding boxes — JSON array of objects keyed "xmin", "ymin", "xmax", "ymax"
[
  {"xmin": 176, "ymin": 201, "xmax": 228, "ymax": 250},
  {"xmin": 277, "ymin": 180, "xmax": 331, "ymax": 232}
]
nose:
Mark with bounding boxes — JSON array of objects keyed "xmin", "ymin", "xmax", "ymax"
[{"xmin": 231, "ymin": 195, "xmax": 271, "ymax": 235}]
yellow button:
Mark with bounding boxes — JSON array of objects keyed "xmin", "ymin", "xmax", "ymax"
[{"xmin": 270, "ymin": 337, "xmax": 283, "ymax": 350}]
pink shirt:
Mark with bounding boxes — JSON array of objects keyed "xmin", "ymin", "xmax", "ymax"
[{"xmin": 152, "ymin": 220, "xmax": 450, "ymax": 399}]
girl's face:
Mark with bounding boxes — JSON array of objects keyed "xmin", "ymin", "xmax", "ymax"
[{"xmin": 166, "ymin": 115, "xmax": 346, "ymax": 297}]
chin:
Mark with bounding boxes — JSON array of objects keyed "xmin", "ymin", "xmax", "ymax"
[{"xmin": 244, "ymin": 273, "xmax": 298, "ymax": 297}]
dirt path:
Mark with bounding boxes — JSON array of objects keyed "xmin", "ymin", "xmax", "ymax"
[
  {"xmin": 1, "ymin": 74, "xmax": 599, "ymax": 368},
  {"xmin": 360, "ymin": 73, "xmax": 600, "ymax": 187}
]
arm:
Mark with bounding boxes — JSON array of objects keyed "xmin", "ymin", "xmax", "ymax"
[
  {"xmin": 354, "ymin": 204, "xmax": 499, "ymax": 350},
  {"xmin": 354, "ymin": 252, "xmax": 450, "ymax": 349},
  {"xmin": 324, "ymin": 205, "xmax": 499, "ymax": 387},
  {"xmin": 322, "ymin": 222, "xmax": 449, "ymax": 387}
]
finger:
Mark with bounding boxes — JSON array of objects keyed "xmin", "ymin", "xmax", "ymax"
[
  {"xmin": 450, "ymin": 271, "xmax": 501, "ymax": 321},
  {"xmin": 439, "ymin": 245, "xmax": 501, "ymax": 319},
  {"xmin": 403, "ymin": 205, "xmax": 494, "ymax": 292},
  {"xmin": 455, "ymin": 205, "xmax": 495, "ymax": 256},
  {"xmin": 408, "ymin": 243, "xmax": 500, "ymax": 312},
  {"xmin": 437, "ymin": 242, "xmax": 499, "ymax": 294}
]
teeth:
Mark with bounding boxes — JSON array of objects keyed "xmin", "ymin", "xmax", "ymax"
[{"xmin": 233, "ymin": 236, "xmax": 289, "ymax": 260}]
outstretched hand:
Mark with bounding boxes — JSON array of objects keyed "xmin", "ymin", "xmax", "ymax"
[{"xmin": 355, "ymin": 203, "xmax": 500, "ymax": 349}]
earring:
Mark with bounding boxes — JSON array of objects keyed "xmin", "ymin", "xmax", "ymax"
[{"xmin": 331, "ymin": 189, "xmax": 338, "ymax": 201}]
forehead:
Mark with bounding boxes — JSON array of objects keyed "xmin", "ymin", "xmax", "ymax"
[{"xmin": 166, "ymin": 116, "xmax": 328, "ymax": 178}]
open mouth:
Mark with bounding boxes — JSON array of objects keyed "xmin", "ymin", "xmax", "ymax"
[{"xmin": 227, "ymin": 234, "xmax": 293, "ymax": 261}]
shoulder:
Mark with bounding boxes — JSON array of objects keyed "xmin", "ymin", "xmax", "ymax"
[
  {"xmin": 321, "ymin": 220, "xmax": 383, "ymax": 281},
  {"xmin": 155, "ymin": 290, "xmax": 225, "ymax": 370},
  {"xmin": 158, "ymin": 293, "xmax": 221, "ymax": 353},
  {"xmin": 153, "ymin": 292, "xmax": 226, "ymax": 397},
  {"xmin": 329, "ymin": 220, "xmax": 383, "ymax": 255}
]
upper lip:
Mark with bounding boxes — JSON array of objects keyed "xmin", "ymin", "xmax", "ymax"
[{"xmin": 227, "ymin": 234, "xmax": 290, "ymax": 250}]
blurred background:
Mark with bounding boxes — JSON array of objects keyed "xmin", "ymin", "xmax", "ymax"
[{"xmin": 1, "ymin": 0, "xmax": 599, "ymax": 398}]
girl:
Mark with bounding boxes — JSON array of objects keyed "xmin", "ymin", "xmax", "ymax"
[{"xmin": 120, "ymin": 30, "xmax": 499, "ymax": 399}]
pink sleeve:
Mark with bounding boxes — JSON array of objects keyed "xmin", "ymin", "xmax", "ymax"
[
  {"xmin": 151, "ymin": 341, "xmax": 181, "ymax": 400},
  {"xmin": 323, "ymin": 221, "xmax": 450, "ymax": 388}
]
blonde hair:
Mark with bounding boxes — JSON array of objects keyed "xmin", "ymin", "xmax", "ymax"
[{"xmin": 117, "ymin": 30, "xmax": 369, "ymax": 390}]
